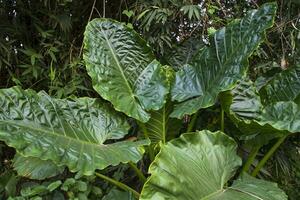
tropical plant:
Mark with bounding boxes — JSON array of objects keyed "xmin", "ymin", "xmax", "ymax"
[{"xmin": 0, "ymin": 2, "xmax": 295, "ymax": 199}]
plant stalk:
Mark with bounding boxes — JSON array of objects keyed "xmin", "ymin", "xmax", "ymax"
[
  {"xmin": 220, "ymin": 108, "xmax": 224, "ymax": 132},
  {"xmin": 251, "ymin": 136, "xmax": 287, "ymax": 177},
  {"xmin": 138, "ymin": 122, "xmax": 155, "ymax": 161},
  {"xmin": 187, "ymin": 112, "xmax": 199, "ymax": 132},
  {"xmin": 95, "ymin": 172, "xmax": 140, "ymax": 198},
  {"xmin": 241, "ymin": 146, "xmax": 260, "ymax": 173},
  {"xmin": 128, "ymin": 161, "xmax": 147, "ymax": 183}
]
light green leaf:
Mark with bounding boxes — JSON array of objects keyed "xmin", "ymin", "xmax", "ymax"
[
  {"xmin": 84, "ymin": 19, "xmax": 170, "ymax": 122},
  {"xmin": 140, "ymin": 130, "xmax": 287, "ymax": 200},
  {"xmin": 0, "ymin": 87, "xmax": 149, "ymax": 176},
  {"xmin": 143, "ymin": 101, "xmax": 180, "ymax": 144},
  {"xmin": 47, "ymin": 181, "xmax": 62, "ymax": 192},
  {"xmin": 170, "ymin": 3, "xmax": 277, "ymax": 119},
  {"xmin": 13, "ymin": 154, "xmax": 65, "ymax": 180}
]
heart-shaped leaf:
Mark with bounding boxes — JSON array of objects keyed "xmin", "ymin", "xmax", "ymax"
[
  {"xmin": 170, "ymin": 3, "xmax": 277, "ymax": 119},
  {"xmin": 140, "ymin": 130, "xmax": 287, "ymax": 200},
  {"xmin": 0, "ymin": 87, "xmax": 149, "ymax": 175},
  {"xmin": 83, "ymin": 19, "xmax": 171, "ymax": 122}
]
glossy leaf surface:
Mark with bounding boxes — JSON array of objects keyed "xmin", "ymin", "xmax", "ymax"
[
  {"xmin": 170, "ymin": 3, "xmax": 276, "ymax": 119},
  {"xmin": 143, "ymin": 102, "xmax": 180, "ymax": 144},
  {"xmin": 0, "ymin": 87, "xmax": 148, "ymax": 175},
  {"xmin": 164, "ymin": 37, "xmax": 204, "ymax": 70},
  {"xmin": 259, "ymin": 64, "xmax": 300, "ymax": 104},
  {"xmin": 140, "ymin": 130, "xmax": 287, "ymax": 200},
  {"xmin": 13, "ymin": 154, "xmax": 64, "ymax": 180},
  {"xmin": 84, "ymin": 19, "xmax": 170, "ymax": 122},
  {"xmin": 221, "ymin": 79, "xmax": 299, "ymax": 145}
]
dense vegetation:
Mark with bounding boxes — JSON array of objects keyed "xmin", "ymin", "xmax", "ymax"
[{"xmin": 0, "ymin": 0, "xmax": 299, "ymax": 199}]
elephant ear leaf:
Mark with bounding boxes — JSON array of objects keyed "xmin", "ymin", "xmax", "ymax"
[
  {"xmin": 164, "ymin": 37, "xmax": 204, "ymax": 70},
  {"xmin": 83, "ymin": 19, "xmax": 170, "ymax": 122},
  {"xmin": 0, "ymin": 87, "xmax": 149, "ymax": 176},
  {"xmin": 170, "ymin": 3, "xmax": 277, "ymax": 119},
  {"xmin": 13, "ymin": 154, "xmax": 64, "ymax": 180},
  {"xmin": 140, "ymin": 130, "xmax": 287, "ymax": 200},
  {"xmin": 221, "ymin": 78, "xmax": 299, "ymax": 146},
  {"xmin": 259, "ymin": 64, "xmax": 300, "ymax": 104}
]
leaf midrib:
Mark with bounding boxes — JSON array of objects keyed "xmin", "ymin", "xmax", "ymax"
[
  {"xmin": 100, "ymin": 25, "xmax": 136, "ymax": 102},
  {"xmin": 0, "ymin": 120, "xmax": 105, "ymax": 147},
  {"xmin": 200, "ymin": 186, "xmax": 265, "ymax": 200}
]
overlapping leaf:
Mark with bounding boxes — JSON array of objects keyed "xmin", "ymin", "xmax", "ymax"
[
  {"xmin": 84, "ymin": 19, "xmax": 170, "ymax": 122},
  {"xmin": 0, "ymin": 87, "xmax": 149, "ymax": 176},
  {"xmin": 140, "ymin": 130, "xmax": 287, "ymax": 199},
  {"xmin": 170, "ymin": 3, "xmax": 276, "ymax": 119},
  {"xmin": 13, "ymin": 154, "xmax": 64, "ymax": 180},
  {"xmin": 221, "ymin": 77, "xmax": 299, "ymax": 145},
  {"xmin": 164, "ymin": 37, "xmax": 204, "ymax": 70},
  {"xmin": 259, "ymin": 64, "xmax": 300, "ymax": 104},
  {"xmin": 143, "ymin": 102, "xmax": 181, "ymax": 145},
  {"xmin": 220, "ymin": 79, "xmax": 282, "ymax": 144}
]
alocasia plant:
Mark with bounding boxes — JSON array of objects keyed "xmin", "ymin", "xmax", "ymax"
[
  {"xmin": 140, "ymin": 131, "xmax": 287, "ymax": 200},
  {"xmin": 0, "ymin": 2, "xmax": 289, "ymax": 199},
  {"xmin": 170, "ymin": 2, "xmax": 276, "ymax": 119},
  {"xmin": 0, "ymin": 87, "xmax": 148, "ymax": 176},
  {"xmin": 221, "ymin": 64, "xmax": 300, "ymax": 176}
]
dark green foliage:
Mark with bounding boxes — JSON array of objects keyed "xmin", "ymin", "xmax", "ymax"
[{"xmin": 0, "ymin": 1, "xmax": 299, "ymax": 199}]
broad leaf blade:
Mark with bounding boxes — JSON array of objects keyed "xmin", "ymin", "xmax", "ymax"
[
  {"xmin": 164, "ymin": 37, "xmax": 204, "ymax": 70},
  {"xmin": 140, "ymin": 130, "xmax": 287, "ymax": 200},
  {"xmin": 222, "ymin": 79, "xmax": 300, "ymax": 137},
  {"xmin": 134, "ymin": 61, "xmax": 172, "ymax": 111},
  {"xmin": 259, "ymin": 64, "xmax": 300, "ymax": 104},
  {"xmin": 84, "ymin": 19, "xmax": 169, "ymax": 122},
  {"xmin": 143, "ymin": 101, "xmax": 181, "ymax": 144},
  {"xmin": 13, "ymin": 154, "xmax": 64, "ymax": 180},
  {"xmin": 0, "ymin": 87, "xmax": 148, "ymax": 175},
  {"xmin": 259, "ymin": 101, "xmax": 300, "ymax": 133},
  {"xmin": 141, "ymin": 130, "xmax": 241, "ymax": 199},
  {"xmin": 170, "ymin": 3, "xmax": 277, "ymax": 119},
  {"xmin": 220, "ymin": 79, "xmax": 287, "ymax": 145},
  {"xmin": 210, "ymin": 174, "xmax": 287, "ymax": 200}
]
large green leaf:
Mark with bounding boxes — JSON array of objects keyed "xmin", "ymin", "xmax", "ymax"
[
  {"xmin": 170, "ymin": 3, "xmax": 276, "ymax": 119},
  {"xmin": 0, "ymin": 87, "xmax": 149, "ymax": 175},
  {"xmin": 258, "ymin": 101, "xmax": 300, "ymax": 133},
  {"xmin": 220, "ymin": 79, "xmax": 288, "ymax": 145},
  {"xmin": 140, "ymin": 130, "xmax": 287, "ymax": 200},
  {"xmin": 164, "ymin": 37, "xmax": 204, "ymax": 70},
  {"xmin": 13, "ymin": 154, "xmax": 64, "ymax": 180},
  {"xmin": 259, "ymin": 64, "xmax": 300, "ymax": 104},
  {"xmin": 83, "ymin": 19, "xmax": 170, "ymax": 122},
  {"xmin": 143, "ymin": 101, "xmax": 181, "ymax": 144},
  {"xmin": 221, "ymin": 78, "xmax": 300, "ymax": 145}
]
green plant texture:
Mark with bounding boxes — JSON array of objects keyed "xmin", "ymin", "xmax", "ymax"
[{"xmin": 0, "ymin": 1, "xmax": 300, "ymax": 199}]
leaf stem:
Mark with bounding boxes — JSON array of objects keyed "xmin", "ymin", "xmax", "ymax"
[
  {"xmin": 138, "ymin": 122, "xmax": 155, "ymax": 161},
  {"xmin": 241, "ymin": 146, "xmax": 261, "ymax": 173},
  {"xmin": 220, "ymin": 108, "xmax": 224, "ymax": 132},
  {"xmin": 187, "ymin": 112, "xmax": 199, "ymax": 132},
  {"xmin": 95, "ymin": 172, "xmax": 140, "ymax": 198},
  {"xmin": 128, "ymin": 161, "xmax": 147, "ymax": 183},
  {"xmin": 251, "ymin": 136, "xmax": 287, "ymax": 177}
]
